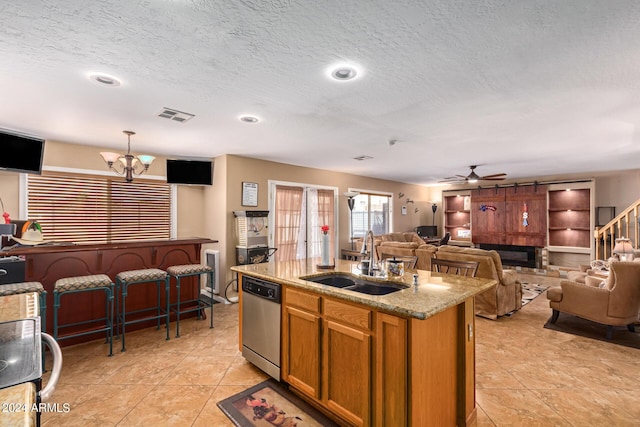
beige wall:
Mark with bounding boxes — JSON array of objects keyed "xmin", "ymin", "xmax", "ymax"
[
  {"xmin": 4, "ymin": 138, "xmax": 640, "ymax": 284},
  {"xmin": 0, "ymin": 139, "xmax": 206, "ymax": 238},
  {"xmin": 212, "ymin": 155, "xmax": 434, "ymax": 281}
]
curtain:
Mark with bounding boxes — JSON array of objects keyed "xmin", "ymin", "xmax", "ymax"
[
  {"xmin": 274, "ymin": 185, "xmax": 335, "ymax": 261},
  {"xmin": 274, "ymin": 185, "xmax": 304, "ymax": 261}
]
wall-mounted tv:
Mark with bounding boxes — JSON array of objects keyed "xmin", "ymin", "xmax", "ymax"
[
  {"xmin": 0, "ymin": 129, "xmax": 45, "ymax": 174},
  {"xmin": 166, "ymin": 159, "xmax": 213, "ymax": 186}
]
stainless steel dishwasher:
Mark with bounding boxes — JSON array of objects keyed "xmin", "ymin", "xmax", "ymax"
[{"xmin": 241, "ymin": 276, "xmax": 281, "ymax": 380}]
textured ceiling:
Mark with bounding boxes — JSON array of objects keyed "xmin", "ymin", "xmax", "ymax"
[{"xmin": 1, "ymin": 0, "xmax": 640, "ymax": 185}]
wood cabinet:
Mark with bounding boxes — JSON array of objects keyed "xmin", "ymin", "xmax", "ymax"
[
  {"xmin": 470, "ymin": 187, "xmax": 506, "ymax": 244},
  {"xmin": 282, "ymin": 288, "xmax": 322, "ymax": 399},
  {"xmin": 375, "ymin": 313, "xmax": 407, "ymax": 426},
  {"xmin": 283, "ymin": 288, "xmax": 372, "ymax": 426},
  {"xmin": 281, "ymin": 285, "xmax": 475, "ymax": 427},
  {"xmin": 444, "ymin": 192, "xmax": 472, "ymax": 243},
  {"xmin": 470, "ymin": 185, "xmax": 548, "ymax": 247}
]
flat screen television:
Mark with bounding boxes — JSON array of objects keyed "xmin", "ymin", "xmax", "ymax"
[
  {"xmin": 0, "ymin": 129, "xmax": 45, "ymax": 174},
  {"xmin": 166, "ymin": 159, "xmax": 213, "ymax": 185}
]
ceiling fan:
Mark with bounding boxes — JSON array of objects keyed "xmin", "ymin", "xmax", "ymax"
[{"xmin": 439, "ymin": 165, "xmax": 507, "ymax": 184}]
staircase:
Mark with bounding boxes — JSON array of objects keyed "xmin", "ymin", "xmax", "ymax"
[{"xmin": 594, "ymin": 198, "xmax": 640, "ymax": 259}]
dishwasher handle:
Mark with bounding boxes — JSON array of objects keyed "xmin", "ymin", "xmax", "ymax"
[{"xmin": 39, "ymin": 333, "xmax": 62, "ymax": 402}]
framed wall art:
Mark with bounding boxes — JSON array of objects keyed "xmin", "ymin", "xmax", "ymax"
[{"xmin": 242, "ymin": 182, "xmax": 258, "ymax": 206}]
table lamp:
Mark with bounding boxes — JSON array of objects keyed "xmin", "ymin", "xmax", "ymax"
[{"xmin": 613, "ymin": 237, "xmax": 635, "ymax": 261}]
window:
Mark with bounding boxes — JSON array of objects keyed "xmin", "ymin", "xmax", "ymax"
[
  {"xmin": 351, "ymin": 192, "xmax": 392, "ymax": 239},
  {"xmin": 271, "ymin": 182, "xmax": 337, "ymax": 261},
  {"xmin": 27, "ymin": 171, "xmax": 171, "ymax": 243}
]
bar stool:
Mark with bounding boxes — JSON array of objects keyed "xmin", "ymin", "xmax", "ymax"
[
  {"xmin": 53, "ymin": 274, "xmax": 114, "ymax": 356},
  {"xmin": 116, "ymin": 268, "xmax": 169, "ymax": 352},
  {"xmin": 0, "ymin": 282, "xmax": 47, "ymax": 331},
  {"xmin": 167, "ymin": 264, "xmax": 214, "ymax": 337}
]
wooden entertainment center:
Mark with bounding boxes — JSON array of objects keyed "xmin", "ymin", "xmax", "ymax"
[{"xmin": 443, "ymin": 180, "xmax": 595, "ymax": 268}]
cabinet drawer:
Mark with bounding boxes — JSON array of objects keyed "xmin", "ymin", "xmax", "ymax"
[
  {"xmin": 285, "ymin": 288, "xmax": 321, "ymax": 314},
  {"xmin": 324, "ymin": 298, "xmax": 372, "ymax": 331}
]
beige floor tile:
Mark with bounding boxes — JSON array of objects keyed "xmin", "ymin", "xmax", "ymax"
[
  {"xmin": 475, "ymin": 404, "xmax": 497, "ymax": 427},
  {"xmin": 476, "ymin": 388, "xmax": 572, "ymax": 426},
  {"xmin": 476, "ymin": 360, "xmax": 525, "ymax": 390},
  {"xmin": 99, "ymin": 352, "xmax": 186, "ymax": 385},
  {"xmin": 531, "ymin": 387, "xmax": 640, "ymax": 426},
  {"xmin": 117, "ymin": 385, "xmax": 214, "ymax": 426},
  {"xmin": 42, "ymin": 275, "xmax": 640, "ymax": 425},
  {"xmin": 161, "ymin": 355, "xmax": 236, "ymax": 386},
  {"xmin": 41, "ymin": 384, "xmax": 149, "ymax": 426},
  {"xmin": 218, "ymin": 356, "xmax": 270, "ymax": 386},
  {"xmin": 192, "ymin": 385, "xmax": 249, "ymax": 427}
]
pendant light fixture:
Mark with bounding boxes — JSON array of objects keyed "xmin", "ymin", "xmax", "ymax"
[{"xmin": 99, "ymin": 131, "xmax": 155, "ymax": 183}]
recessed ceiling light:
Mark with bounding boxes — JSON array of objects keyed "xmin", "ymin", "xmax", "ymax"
[
  {"xmin": 88, "ymin": 73, "xmax": 121, "ymax": 87},
  {"xmin": 240, "ymin": 116, "xmax": 260, "ymax": 123},
  {"xmin": 353, "ymin": 155, "xmax": 373, "ymax": 161},
  {"xmin": 328, "ymin": 64, "xmax": 360, "ymax": 81}
]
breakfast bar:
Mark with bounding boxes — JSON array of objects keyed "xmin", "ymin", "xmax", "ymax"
[
  {"xmin": 232, "ymin": 259, "xmax": 497, "ymax": 427},
  {"xmin": 1, "ymin": 238, "xmax": 216, "ymax": 344}
]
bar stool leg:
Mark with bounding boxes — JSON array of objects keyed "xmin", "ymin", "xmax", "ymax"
[
  {"xmin": 39, "ymin": 291, "xmax": 47, "ymax": 333},
  {"xmin": 121, "ymin": 281, "xmax": 128, "ymax": 352},
  {"xmin": 207, "ymin": 271, "xmax": 214, "ymax": 329},
  {"xmin": 106, "ymin": 286, "xmax": 114, "ymax": 357},
  {"xmin": 53, "ymin": 291, "xmax": 60, "ymax": 341},
  {"xmin": 164, "ymin": 277, "xmax": 170, "ymax": 340},
  {"xmin": 176, "ymin": 276, "xmax": 181, "ymax": 338},
  {"xmin": 156, "ymin": 279, "xmax": 162, "ymax": 330}
]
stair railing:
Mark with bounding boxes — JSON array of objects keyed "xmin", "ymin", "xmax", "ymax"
[{"xmin": 594, "ymin": 198, "xmax": 640, "ymax": 259}]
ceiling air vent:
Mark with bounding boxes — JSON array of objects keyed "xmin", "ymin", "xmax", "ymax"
[
  {"xmin": 157, "ymin": 108, "xmax": 195, "ymax": 123},
  {"xmin": 353, "ymin": 155, "xmax": 374, "ymax": 161}
]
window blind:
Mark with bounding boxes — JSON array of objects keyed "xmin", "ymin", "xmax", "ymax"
[{"xmin": 27, "ymin": 171, "xmax": 171, "ymax": 243}]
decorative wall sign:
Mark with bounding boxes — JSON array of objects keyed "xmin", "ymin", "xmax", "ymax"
[
  {"xmin": 522, "ymin": 202, "xmax": 529, "ymax": 227},
  {"xmin": 242, "ymin": 182, "xmax": 258, "ymax": 206},
  {"xmin": 479, "ymin": 204, "xmax": 497, "ymax": 212}
]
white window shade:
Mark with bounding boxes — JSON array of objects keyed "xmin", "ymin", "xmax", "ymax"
[{"xmin": 27, "ymin": 171, "xmax": 171, "ymax": 243}]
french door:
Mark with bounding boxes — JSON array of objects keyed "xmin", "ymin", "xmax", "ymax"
[{"xmin": 269, "ymin": 182, "xmax": 337, "ymax": 262}]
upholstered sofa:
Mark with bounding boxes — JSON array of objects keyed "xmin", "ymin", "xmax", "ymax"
[
  {"xmin": 416, "ymin": 245, "xmax": 522, "ymax": 319},
  {"xmin": 354, "ymin": 232, "xmax": 432, "ymax": 259}
]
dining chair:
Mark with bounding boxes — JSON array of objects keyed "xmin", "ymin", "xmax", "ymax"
[{"xmin": 431, "ymin": 258, "xmax": 479, "ymax": 277}]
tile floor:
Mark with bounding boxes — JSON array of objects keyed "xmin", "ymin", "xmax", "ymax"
[{"xmin": 39, "ymin": 273, "xmax": 640, "ymax": 426}]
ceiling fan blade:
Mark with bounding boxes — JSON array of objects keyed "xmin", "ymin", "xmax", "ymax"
[
  {"xmin": 480, "ymin": 173, "xmax": 507, "ymax": 179},
  {"xmin": 438, "ymin": 177, "xmax": 466, "ymax": 183}
]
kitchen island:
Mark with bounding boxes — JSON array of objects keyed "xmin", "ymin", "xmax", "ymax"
[{"xmin": 232, "ymin": 259, "xmax": 497, "ymax": 427}]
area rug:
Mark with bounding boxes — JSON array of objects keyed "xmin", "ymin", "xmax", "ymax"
[
  {"xmin": 520, "ymin": 282, "xmax": 549, "ymax": 308},
  {"xmin": 217, "ymin": 379, "xmax": 339, "ymax": 427},
  {"xmin": 544, "ymin": 315, "xmax": 640, "ymax": 349}
]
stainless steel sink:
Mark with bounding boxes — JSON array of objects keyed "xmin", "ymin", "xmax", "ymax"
[{"xmin": 301, "ymin": 273, "xmax": 407, "ymax": 295}]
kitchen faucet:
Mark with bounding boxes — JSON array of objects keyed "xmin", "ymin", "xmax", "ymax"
[{"xmin": 359, "ymin": 229, "xmax": 376, "ymax": 276}]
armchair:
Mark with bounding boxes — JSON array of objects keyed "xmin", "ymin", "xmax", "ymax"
[{"xmin": 547, "ymin": 261, "xmax": 640, "ymax": 339}]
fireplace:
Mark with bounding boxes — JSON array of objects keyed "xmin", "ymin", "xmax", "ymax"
[{"xmin": 477, "ymin": 244, "xmax": 537, "ymax": 268}]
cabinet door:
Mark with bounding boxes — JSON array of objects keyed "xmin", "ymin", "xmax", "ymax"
[
  {"xmin": 375, "ymin": 313, "xmax": 407, "ymax": 427},
  {"xmin": 323, "ymin": 319, "xmax": 371, "ymax": 427},
  {"xmin": 283, "ymin": 305, "xmax": 322, "ymax": 400}
]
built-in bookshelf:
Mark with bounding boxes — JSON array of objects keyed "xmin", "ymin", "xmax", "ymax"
[
  {"xmin": 444, "ymin": 192, "xmax": 471, "ymax": 243},
  {"xmin": 546, "ymin": 181, "xmax": 595, "ymax": 267}
]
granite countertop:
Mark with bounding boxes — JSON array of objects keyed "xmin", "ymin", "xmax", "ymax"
[
  {"xmin": 0, "ymin": 382, "xmax": 36, "ymax": 426},
  {"xmin": 231, "ymin": 259, "xmax": 497, "ymax": 320},
  {"xmin": 0, "ymin": 293, "xmax": 39, "ymax": 323}
]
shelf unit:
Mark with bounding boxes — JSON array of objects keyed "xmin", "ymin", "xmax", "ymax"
[
  {"xmin": 443, "ymin": 191, "xmax": 471, "ymax": 244},
  {"xmin": 546, "ymin": 181, "xmax": 595, "ymax": 266}
]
